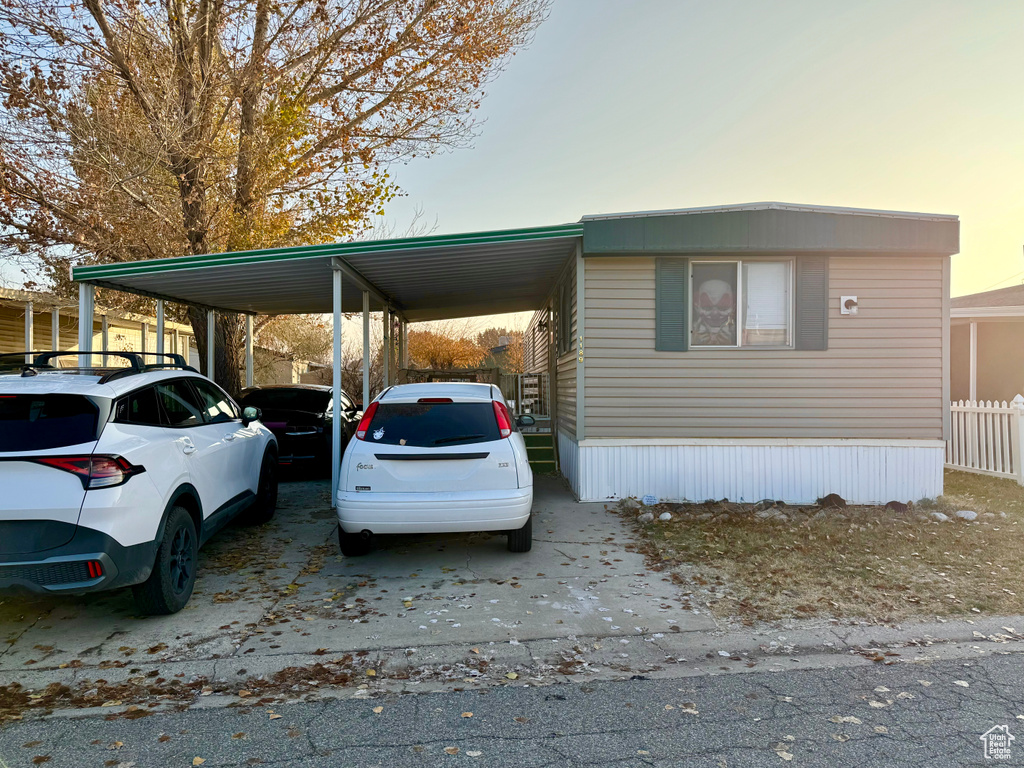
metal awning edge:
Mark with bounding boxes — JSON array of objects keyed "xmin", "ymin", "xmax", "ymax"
[{"xmin": 72, "ymin": 223, "xmax": 583, "ymax": 282}]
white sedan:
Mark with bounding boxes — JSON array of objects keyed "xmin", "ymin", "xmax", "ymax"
[{"xmin": 336, "ymin": 382, "xmax": 533, "ymax": 555}]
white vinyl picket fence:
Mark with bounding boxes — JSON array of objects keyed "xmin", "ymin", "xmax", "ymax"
[{"xmin": 946, "ymin": 395, "xmax": 1024, "ymax": 483}]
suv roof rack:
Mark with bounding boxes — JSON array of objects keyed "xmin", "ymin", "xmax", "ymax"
[{"xmin": 0, "ymin": 351, "xmax": 197, "ymax": 382}]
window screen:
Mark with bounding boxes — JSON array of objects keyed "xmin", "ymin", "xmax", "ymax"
[
  {"xmin": 743, "ymin": 261, "xmax": 791, "ymax": 346},
  {"xmin": 691, "ymin": 262, "xmax": 738, "ymax": 347}
]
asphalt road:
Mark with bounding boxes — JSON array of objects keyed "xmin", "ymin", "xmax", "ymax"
[{"xmin": 2, "ymin": 651, "xmax": 1021, "ymax": 767}]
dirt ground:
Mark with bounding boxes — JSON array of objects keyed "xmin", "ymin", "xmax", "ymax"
[{"xmin": 619, "ymin": 469, "xmax": 1024, "ymax": 625}]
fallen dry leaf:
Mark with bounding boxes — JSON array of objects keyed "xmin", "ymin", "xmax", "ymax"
[
  {"xmin": 232, "ymin": 733, "xmax": 245, "ymax": 739},
  {"xmin": 505, "ymin": 672, "xmax": 518, "ymax": 680},
  {"xmin": 269, "ymin": 714, "xmax": 283, "ymax": 720},
  {"xmin": 366, "ymin": 669, "xmax": 376, "ymax": 677},
  {"xmin": 953, "ymin": 680, "xmax": 970, "ymax": 688},
  {"xmin": 158, "ymin": 735, "xmax": 171, "ymax": 743},
  {"xmin": 108, "ymin": 742, "xmax": 124, "ymax": 750},
  {"xmin": 444, "ymin": 746, "xmax": 459, "ymax": 755},
  {"xmin": 192, "ymin": 759, "xmax": 205, "ymax": 767},
  {"xmin": 23, "ymin": 741, "xmax": 43, "ymax": 748},
  {"xmin": 874, "ymin": 726, "xmax": 889, "ymax": 734},
  {"xmin": 466, "ymin": 750, "xmax": 482, "ymax": 757},
  {"xmin": 31, "ymin": 757, "xmax": 51, "ymax": 765},
  {"xmin": 372, "ymin": 706, "xmax": 383, "ymax": 714},
  {"xmin": 237, "ymin": 690, "xmax": 252, "ymax": 697},
  {"xmin": 461, "ymin": 712, "xmax": 473, "ymax": 718},
  {"xmin": 830, "ymin": 716, "xmax": 862, "ymax": 724}
]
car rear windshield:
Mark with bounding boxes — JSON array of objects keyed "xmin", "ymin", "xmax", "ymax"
[
  {"xmin": 366, "ymin": 402, "xmax": 500, "ymax": 447},
  {"xmin": 240, "ymin": 389, "xmax": 330, "ymax": 413},
  {"xmin": 0, "ymin": 394, "xmax": 100, "ymax": 451}
]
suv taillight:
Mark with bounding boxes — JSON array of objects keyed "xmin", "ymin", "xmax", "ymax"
[
  {"xmin": 34, "ymin": 455, "xmax": 144, "ymax": 489},
  {"xmin": 355, "ymin": 401, "xmax": 379, "ymax": 440},
  {"xmin": 493, "ymin": 401, "xmax": 512, "ymax": 439}
]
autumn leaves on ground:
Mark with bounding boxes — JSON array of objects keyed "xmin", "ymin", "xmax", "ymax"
[{"xmin": 624, "ymin": 469, "xmax": 1024, "ymax": 625}]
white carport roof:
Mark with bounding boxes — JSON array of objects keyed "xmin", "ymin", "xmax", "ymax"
[{"xmin": 72, "ymin": 223, "xmax": 582, "ymax": 321}]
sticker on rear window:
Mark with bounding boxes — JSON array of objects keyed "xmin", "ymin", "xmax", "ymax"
[{"xmin": 373, "ymin": 427, "xmax": 385, "ymax": 440}]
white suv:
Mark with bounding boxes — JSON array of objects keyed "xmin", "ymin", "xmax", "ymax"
[
  {"xmin": 0, "ymin": 352, "xmax": 278, "ymax": 615},
  {"xmin": 336, "ymin": 382, "xmax": 533, "ymax": 556}
]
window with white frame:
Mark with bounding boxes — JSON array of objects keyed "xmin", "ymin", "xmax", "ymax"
[{"xmin": 690, "ymin": 260, "xmax": 792, "ymax": 348}]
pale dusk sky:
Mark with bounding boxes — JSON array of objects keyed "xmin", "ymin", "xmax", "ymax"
[{"xmin": 385, "ymin": 0, "xmax": 1024, "ymax": 302}]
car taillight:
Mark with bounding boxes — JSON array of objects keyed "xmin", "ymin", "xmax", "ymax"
[
  {"xmin": 34, "ymin": 455, "xmax": 144, "ymax": 490},
  {"xmin": 355, "ymin": 401, "xmax": 379, "ymax": 440},
  {"xmin": 493, "ymin": 400, "xmax": 512, "ymax": 439}
]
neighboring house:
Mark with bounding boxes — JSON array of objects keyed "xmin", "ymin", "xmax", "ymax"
[
  {"xmin": 950, "ymin": 285, "xmax": 1024, "ymax": 403},
  {"xmin": 0, "ymin": 287, "xmax": 308, "ymax": 387},
  {"xmin": 0, "ymin": 287, "xmax": 195, "ymax": 359},
  {"xmin": 524, "ymin": 202, "xmax": 959, "ymax": 504}
]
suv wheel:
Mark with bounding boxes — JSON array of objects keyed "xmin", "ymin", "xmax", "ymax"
[
  {"xmin": 338, "ymin": 525, "xmax": 372, "ymax": 557},
  {"xmin": 241, "ymin": 451, "xmax": 278, "ymax": 525},
  {"xmin": 132, "ymin": 506, "xmax": 197, "ymax": 615},
  {"xmin": 507, "ymin": 515, "xmax": 532, "ymax": 553}
]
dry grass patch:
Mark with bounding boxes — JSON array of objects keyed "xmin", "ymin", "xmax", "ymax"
[{"xmin": 625, "ymin": 469, "xmax": 1024, "ymax": 624}]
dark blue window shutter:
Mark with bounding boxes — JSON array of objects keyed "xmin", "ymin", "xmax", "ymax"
[
  {"xmin": 795, "ymin": 256, "xmax": 828, "ymax": 350},
  {"xmin": 656, "ymin": 258, "xmax": 689, "ymax": 351}
]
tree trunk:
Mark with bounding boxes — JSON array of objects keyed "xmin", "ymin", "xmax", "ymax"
[{"xmin": 189, "ymin": 306, "xmax": 243, "ymax": 396}]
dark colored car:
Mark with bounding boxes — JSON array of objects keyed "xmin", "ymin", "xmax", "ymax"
[{"xmin": 238, "ymin": 384, "xmax": 360, "ymax": 469}]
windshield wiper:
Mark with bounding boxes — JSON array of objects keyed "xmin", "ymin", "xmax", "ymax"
[{"xmin": 433, "ymin": 434, "xmax": 486, "ymax": 445}]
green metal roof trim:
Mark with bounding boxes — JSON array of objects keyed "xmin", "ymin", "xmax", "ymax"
[
  {"xmin": 72, "ymin": 222, "xmax": 583, "ymax": 281},
  {"xmin": 582, "ymin": 207, "xmax": 960, "ymax": 256}
]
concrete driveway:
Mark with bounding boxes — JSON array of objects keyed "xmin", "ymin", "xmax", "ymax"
[{"xmin": 0, "ymin": 475, "xmax": 715, "ymax": 687}]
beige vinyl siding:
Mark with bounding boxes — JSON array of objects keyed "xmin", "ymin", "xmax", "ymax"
[
  {"xmin": 524, "ymin": 307, "xmax": 549, "ymax": 374},
  {"xmin": 584, "ymin": 255, "xmax": 945, "ymax": 439},
  {"xmin": 556, "ymin": 257, "xmax": 577, "ymax": 438}
]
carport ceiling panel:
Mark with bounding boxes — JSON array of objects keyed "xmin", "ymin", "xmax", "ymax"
[
  {"xmin": 102, "ymin": 258, "xmax": 368, "ymax": 315},
  {"xmin": 76, "ymin": 224, "xmax": 582, "ymax": 318}
]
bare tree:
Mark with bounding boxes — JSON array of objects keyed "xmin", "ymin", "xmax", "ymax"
[{"xmin": 0, "ymin": 0, "xmax": 549, "ymax": 393}]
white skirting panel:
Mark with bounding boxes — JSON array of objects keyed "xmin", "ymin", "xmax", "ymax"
[
  {"xmin": 575, "ymin": 440, "xmax": 945, "ymax": 505},
  {"xmin": 557, "ymin": 429, "xmax": 581, "ymax": 499}
]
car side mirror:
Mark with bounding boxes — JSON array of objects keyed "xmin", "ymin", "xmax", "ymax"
[
  {"xmin": 517, "ymin": 414, "xmax": 536, "ymax": 428},
  {"xmin": 242, "ymin": 406, "xmax": 261, "ymax": 426}
]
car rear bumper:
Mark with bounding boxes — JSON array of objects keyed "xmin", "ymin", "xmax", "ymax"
[
  {"xmin": 0, "ymin": 523, "xmax": 156, "ymax": 595},
  {"xmin": 336, "ymin": 487, "xmax": 533, "ymax": 534}
]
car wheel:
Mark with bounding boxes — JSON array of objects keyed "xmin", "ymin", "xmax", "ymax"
[
  {"xmin": 241, "ymin": 450, "xmax": 278, "ymax": 525},
  {"xmin": 507, "ymin": 515, "xmax": 533, "ymax": 553},
  {"xmin": 132, "ymin": 506, "xmax": 198, "ymax": 615},
  {"xmin": 338, "ymin": 525, "xmax": 373, "ymax": 557}
]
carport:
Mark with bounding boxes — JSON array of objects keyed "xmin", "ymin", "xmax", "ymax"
[{"xmin": 71, "ymin": 223, "xmax": 582, "ymax": 498}]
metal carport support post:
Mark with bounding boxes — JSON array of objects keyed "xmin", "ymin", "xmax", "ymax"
[
  {"xmin": 331, "ymin": 267, "xmax": 344, "ymax": 502},
  {"xmin": 206, "ymin": 309, "xmax": 215, "ymax": 378},
  {"xmin": 382, "ymin": 308, "xmax": 390, "ymax": 388},
  {"xmin": 245, "ymin": 314, "xmax": 254, "ymax": 388},
  {"xmin": 362, "ymin": 291, "xmax": 371, "ymax": 405},
  {"xmin": 156, "ymin": 299, "xmax": 165, "ymax": 355},
  {"xmin": 78, "ymin": 283, "xmax": 94, "ymax": 367},
  {"xmin": 24, "ymin": 301, "xmax": 33, "ymax": 363}
]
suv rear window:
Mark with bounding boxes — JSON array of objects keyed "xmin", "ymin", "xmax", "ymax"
[
  {"xmin": 366, "ymin": 402, "xmax": 500, "ymax": 447},
  {"xmin": 0, "ymin": 394, "xmax": 100, "ymax": 451}
]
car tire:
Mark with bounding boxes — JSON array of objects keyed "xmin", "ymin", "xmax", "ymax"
[
  {"xmin": 338, "ymin": 525, "xmax": 372, "ymax": 557},
  {"xmin": 507, "ymin": 515, "xmax": 532, "ymax": 553},
  {"xmin": 132, "ymin": 506, "xmax": 198, "ymax": 615},
  {"xmin": 241, "ymin": 451, "xmax": 278, "ymax": 525}
]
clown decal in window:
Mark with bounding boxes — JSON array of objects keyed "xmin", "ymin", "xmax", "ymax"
[{"xmin": 691, "ymin": 263, "xmax": 737, "ymax": 346}]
